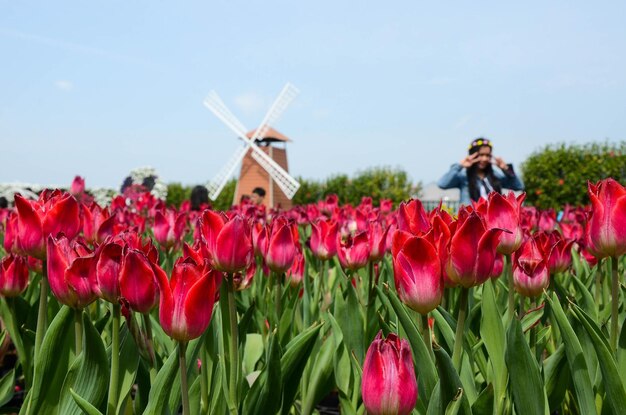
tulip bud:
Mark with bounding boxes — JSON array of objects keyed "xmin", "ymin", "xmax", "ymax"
[
  {"xmin": 513, "ymin": 237, "xmax": 549, "ymax": 298},
  {"xmin": 586, "ymin": 178, "xmax": 626, "ymax": 259},
  {"xmin": 392, "ymin": 235, "xmax": 442, "ymax": 315},
  {"xmin": 153, "ymin": 209, "xmax": 187, "ymax": 250},
  {"xmin": 119, "ymin": 248, "xmax": 159, "ymax": 313},
  {"xmin": 309, "ymin": 219, "xmax": 338, "ymax": 260},
  {"xmin": 362, "ymin": 331, "xmax": 418, "ymax": 415},
  {"xmin": 396, "ymin": 199, "xmax": 430, "ymax": 235},
  {"xmin": 446, "ymin": 211, "xmax": 504, "ymax": 288},
  {"xmin": 0, "ymin": 254, "xmax": 29, "ymax": 297},
  {"xmin": 263, "ymin": 218, "xmax": 298, "ymax": 273},
  {"xmin": 47, "ymin": 235, "xmax": 97, "ymax": 309},
  {"xmin": 486, "ymin": 192, "xmax": 525, "ymax": 255},
  {"xmin": 200, "ymin": 211, "xmax": 253, "ymax": 274},
  {"xmin": 156, "ymin": 257, "xmax": 222, "ymax": 342},
  {"xmin": 337, "ymin": 231, "xmax": 369, "ymax": 271}
]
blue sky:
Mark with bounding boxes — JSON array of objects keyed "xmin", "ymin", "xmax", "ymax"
[{"xmin": 1, "ymin": 1, "xmax": 625, "ymax": 190}]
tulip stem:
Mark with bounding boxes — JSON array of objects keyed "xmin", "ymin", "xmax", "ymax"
[
  {"xmin": 74, "ymin": 308, "xmax": 83, "ymax": 356},
  {"xmin": 199, "ymin": 353, "xmax": 209, "ymax": 414},
  {"xmin": 107, "ymin": 303, "xmax": 120, "ymax": 415},
  {"xmin": 142, "ymin": 313, "xmax": 157, "ymax": 371},
  {"xmin": 506, "ymin": 254, "xmax": 515, "ymax": 321},
  {"xmin": 178, "ymin": 341, "xmax": 190, "ymax": 415},
  {"xmin": 275, "ymin": 272, "xmax": 283, "ymax": 323},
  {"xmin": 452, "ymin": 287, "xmax": 469, "ymax": 372},
  {"xmin": 422, "ymin": 313, "xmax": 434, "ymax": 363},
  {"xmin": 227, "ymin": 275, "xmax": 239, "ymax": 414},
  {"xmin": 34, "ymin": 263, "xmax": 48, "ymax": 367},
  {"xmin": 367, "ymin": 260, "xmax": 375, "ymax": 306},
  {"xmin": 610, "ymin": 256, "xmax": 619, "ymax": 353}
]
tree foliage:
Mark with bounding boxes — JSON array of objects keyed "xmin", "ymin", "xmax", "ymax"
[
  {"xmin": 292, "ymin": 166, "xmax": 421, "ymax": 207},
  {"xmin": 521, "ymin": 141, "xmax": 626, "ymax": 209}
]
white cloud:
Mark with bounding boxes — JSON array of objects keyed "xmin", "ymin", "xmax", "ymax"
[
  {"xmin": 233, "ymin": 92, "xmax": 266, "ymax": 115},
  {"xmin": 55, "ymin": 80, "xmax": 73, "ymax": 91}
]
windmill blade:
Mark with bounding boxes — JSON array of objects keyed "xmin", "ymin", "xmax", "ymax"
[
  {"xmin": 206, "ymin": 144, "xmax": 249, "ymax": 200},
  {"xmin": 251, "ymin": 82, "xmax": 300, "ymax": 143},
  {"xmin": 204, "ymin": 91, "xmax": 251, "ymax": 141},
  {"xmin": 249, "ymin": 148, "xmax": 300, "ymax": 199}
]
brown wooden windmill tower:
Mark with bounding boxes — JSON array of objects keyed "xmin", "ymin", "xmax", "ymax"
[
  {"xmin": 234, "ymin": 128, "xmax": 293, "ymax": 208},
  {"xmin": 203, "ymin": 83, "xmax": 301, "ymax": 209}
]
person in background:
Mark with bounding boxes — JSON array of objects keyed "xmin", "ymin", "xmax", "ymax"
[
  {"xmin": 438, "ymin": 138, "xmax": 524, "ymax": 206},
  {"xmin": 250, "ymin": 187, "xmax": 266, "ymax": 206},
  {"xmin": 190, "ymin": 185, "xmax": 210, "ymax": 211}
]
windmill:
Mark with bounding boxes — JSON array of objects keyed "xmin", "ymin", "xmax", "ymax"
[{"xmin": 204, "ymin": 83, "xmax": 300, "ymax": 208}]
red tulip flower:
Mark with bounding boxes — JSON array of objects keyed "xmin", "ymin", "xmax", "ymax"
[
  {"xmin": 94, "ymin": 239, "xmax": 124, "ymax": 303},
  {"xmin": 119, "ymin": 248, "xmax": 160, "ymax": 313},
  {"xmin": 485, "ymin": 192, "xmax": 525, "ymax": 255},
  {"xmin": 3, "ymin": 213, "xmax": 18, "ymax": 253},
  {"xmin": 535, "ymin": 231, "xmax": 575, "ymax": 274},
  {"xmin": 309, "ymin": 219, "xmax": 338, "ymax": 260},
  {"xmin": 47, "ymin": 235, "xmax": 97, "ymax": 309},
  {"xmin": 286, "ymin": 249, "xmax": 305, "ymax": 287},
  {"xmin": 586, "ymin": 178, "xmax": 626, "ymax": 259},
  {"xmin": 70, "ymin": 176, "xmax": 85, "ymax": 195},
  {"xmin": 0, "ymin": 254, "xmax": 29, "ymax": 297},
  {"xmin": 392, "ymin": 234, "xmax": 442, "ymax": 315},
  {"xmin": 153, "ymin": 209, "xmax": 187, "ymax": 250},
  {"xmin": 362, "ymin": 331, "xmax": 418, "ymax": 415},
  {"xmin": 337, "ymin": 231, "xmax": 369, "ymax": 271},
  {"xmin": 81, "ymin": 203, "xmax": 116, "ymax": 245},
  {"xmin": 200, "ymin": 211, "xmax": 253, "ymax": 273},
  {"xmin": 15, "ymin": 191, "xmax": 81, "ymax": 259},
  {"xmin": 396, "ymin": 199, "xmax": 430, "ymax": 235},
  {"xmin": 368, "ymin": 220, "xmax": 389, "ymax": 262},
  {"xmin": 512, "ymin": 237, "xmax": 549, "ymax": 298},
  {"xmin": 155, "ymin": 256, "xmax": 222, "ymax": 342},
  {"xmin": 263, "ymin": 217, "xmax": 299, "ymax": 273},
  {"xmin": 446, "ymin": 211, "xmax": 504, "ymax": 288}
]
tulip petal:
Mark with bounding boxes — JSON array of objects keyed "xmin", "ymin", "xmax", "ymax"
[
  {"xmin": 120, "ymin": 249, "xmax": 158, "ymax": 313},
  {"xmin": 15, "ymin": 195, "xmax": 45, "ymax": 258}
]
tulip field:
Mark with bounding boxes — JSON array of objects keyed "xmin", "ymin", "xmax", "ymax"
[{"xmin": 0, "ymin": 178, "xmax": 625, "ymax": 415}]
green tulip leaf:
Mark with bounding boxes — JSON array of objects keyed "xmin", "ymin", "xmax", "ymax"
[
  {"xmin": 571, "ymin": 303, "xmax": 626, "ymax": 415},
  {"xmin": 0, "ymin": 368, "xmax": 15, "ymax": 408},
  {"xmin": 69, "ymin": 388, "xmax": 104, "ymax": 415},
  {"xmin": 543, "ymin": 345, "xmax": 570, "ymax": 412},
  {"xmin": 546, "ymin": 293, "xmax": 597, "ymax": 415},
  {"xmin": 300, "ymin": 335, "xmax": 335, "ymax": 415},
  {"xmin": 242, "ymin": 329, "xmax": 282, "ymax": 415},
  {"xmin": 59, "ymin": 312, "xmax": 109, "ymax": 415},
  {"xmin": 281, "ymin": 322, "xmax": 323, "ymax": 415},
  {"xmin": 19, "ymin": 306, "xmax": 73, "ymax": 415},
  {"xmin": 433, "ymin": 345, "xmax": 472, "ymax": 415},
  {"xmin": 243, "ymin": 333, "xmax": 264, "ymax": 375},
  {"xmin": 480, "ymin": 280, "xmax": 507, "ymax": 412},
  {"xmin": 114, "ymin": 325, "xmax": 140, "ymax": 414},
  {"xmin": 505, "ymin": 318, "xmax": 545, "ymax": 415}
]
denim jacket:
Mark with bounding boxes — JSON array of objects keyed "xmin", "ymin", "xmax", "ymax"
[{"xmin": 437, "ymin": 163, "xmax": 524, "ymax": 206}]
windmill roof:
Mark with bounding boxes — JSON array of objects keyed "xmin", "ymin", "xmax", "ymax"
[{"xmin": 245, "ymin": 127, "xmax": 291, "ymax": 143}]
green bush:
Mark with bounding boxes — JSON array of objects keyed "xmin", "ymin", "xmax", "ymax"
[
  {"xmin": 292, "ymin": 166, "xmax": 421, "ymax": 207},
  {"xmin": 521, "ymin": 141, "xmax": 626, "ymax": 209},
  {"xmin": 165, "ymin": 179, "xmax": 236, "ymax": 211},
  {"xmin": 165, "ymin": 183, "xmax": 191, "ymax": 208}
]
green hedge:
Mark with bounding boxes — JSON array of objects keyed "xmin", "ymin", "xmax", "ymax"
[
  {"xmin": 165, "ymin": 167, "xmax": 420, "ymax": 210},
  {"xmin": 292, "ymin": 166, "xmax": 421, "ymax": 207},
  {"xmin": 521, "ymin": 141, "xmax": 626, "ymax": 209}
]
